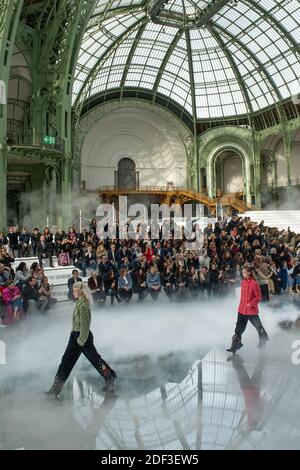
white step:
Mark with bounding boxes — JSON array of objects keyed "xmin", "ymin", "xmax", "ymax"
[
  {"xmin": 12, "ymin": 256, "xmax": 59, "ymax": 269},
  {"xmin": 51, "ymin": 284, "xmax": 69, "ymax": 302},
  {"xmin": 12, "ymin": 259, "xmax": 80, "ymax": 286},
  {"xmin": 240, "ymin": 210, "xmax": 300, "ymax": 233},
  {"xmin": 11, "ymin": 257, "xmax": 89, "ymax": 303}
]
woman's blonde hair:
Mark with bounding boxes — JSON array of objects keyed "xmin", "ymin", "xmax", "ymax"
[{"xmin": 73, "ymin": 281, "xmax": 93, "ymax": 305}]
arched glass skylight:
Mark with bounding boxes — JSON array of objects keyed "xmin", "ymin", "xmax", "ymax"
[{"xmin": 73, "ymin": 0, "xmax": 300, "ymax": 119}]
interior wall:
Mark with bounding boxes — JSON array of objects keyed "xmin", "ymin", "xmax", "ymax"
[
  {"xmin": 223, "ymin": 155, "xmax": 243, "ymax": 193},
  {"xmin": 291, "ymin": 129, "xmax": 300, "ymax": 183},
  {"xmin": 80, "ymin": 106, "xmax": 188, "ymax": 190},
  {"xmin": 276, "ymin": 142, "xmax": 288, "ymax": 186},
  {"xmin": 260, "ymin": 153, "xmax": 273, "ymax": 187}
]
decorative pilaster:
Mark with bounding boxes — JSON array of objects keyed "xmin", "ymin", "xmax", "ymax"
[
  {"xmin": 283, "ymin": 132, "xmax": 292, "ymax": 186},
  {"xmin": 0, "ymin": 0, "xmax": 23, "ymax": 229},
  {"xmin": 253, "ymin": 132, "xmax": 262, "ymax": 208},
  {"xmin": 185, "ymin": 134, "xmax": 197, "ymax": 191},
  {"xmin": 59, "ymin": 155, "xmax": 72, "ymax": 228}
]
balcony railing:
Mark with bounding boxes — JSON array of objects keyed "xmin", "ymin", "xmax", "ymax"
[
  {"xmin": 98, "ymin": 185, "xmax": 188, "ymax": 192},
  {"xmin": 264, "ymin": 178, "xmax": 300, "ymax": 188},
  {"xmin": 7, "ymin": 130, "xmax": 65, "ymax": 153}
]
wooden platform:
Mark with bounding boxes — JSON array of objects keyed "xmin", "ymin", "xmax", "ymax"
[{"xmin": 93, "ymin": 186, "xmax": 252, "ymax": 214}]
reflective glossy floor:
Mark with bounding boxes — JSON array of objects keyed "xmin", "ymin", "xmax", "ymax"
[{"xmin": 1, "ymin": 295, "xmax": 300, "ymax": 450}]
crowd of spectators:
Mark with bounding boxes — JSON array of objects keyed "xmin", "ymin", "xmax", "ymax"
[{"xmin": 1, "ymin": 214, "xmax": 300, "ymax": 326}]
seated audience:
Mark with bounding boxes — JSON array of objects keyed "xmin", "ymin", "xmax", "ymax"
[
  {"xmin": 2, "ymin": 280, "xmax": 22, "ymax": 321},
  {"xmin": 88, "ymin": 270, "xmax": 106, "ymax": 307},
  {"xmin": 146, "ymin": 265, "xmax": 161, "ymax": 301},
  {"xmin": 118, "ymin": 267, "xmax": 133, "ymax": 303},
  {"xmin": 23, "ymin": 277, "xmax": 50, "ymax": 314},
  {"xmin": 67, "ymin": 269, "xmax": 82, "ymax": 301}
]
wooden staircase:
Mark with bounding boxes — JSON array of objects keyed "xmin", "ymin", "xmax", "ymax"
[
  {"xmin": 95, "ymin": 186, "xmax": 252, "ymax": 214},
  {"xmin": 219, "ymin": 192, "xmax": 252, "ymax": 213}
]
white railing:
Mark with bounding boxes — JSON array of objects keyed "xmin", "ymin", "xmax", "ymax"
[{"xmin": 98, "ymin": 185, "xmax": 189, "ymax": 192}]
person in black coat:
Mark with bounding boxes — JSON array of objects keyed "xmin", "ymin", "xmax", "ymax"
[
  {"xmin": 0, "ymin": 232, "xmax": 9, "ymax": 248},
  {"xmin": 7, "ymin": 227, "xmax": 20, "ymax": 257},
  {"xmin": 43, "ymin": 227, "xmax": 53, "ymax": 246},
  {"xmin": 133, "ymin": 267, "xmax": 148, "ymax": 302},
  {"xmin": 31, "ymin": 228, "xmax": 41, "ymax": 256},
  {"xmin": 98, "ymin": 255, "xmax": 114, "ymax": 277},
  {"xmin": 210, "ymin": 263, "xmax": 220, "ymax": 296},
  {"xmin": 81, "ymin": 245, "xmax": 97, "ymax": 277},
  {"xmin": 199, "ymin": 266, "xmax": 211, "ymax": 297},
  {"xmin": 37, "ymin": 235, "xmax": 53, "ymax": 268},
  {"xmin": 22, "ymin": 277, "xmax": 49, "ymax": 313},
  {"xmin": 0, "ymin": 247, "xmax": 14, "ymax": 268},
  {"xmin": 103, "ymin": 270, "xmax": 121, "ymax": 305},
  {"xmin": 115, "ymin": 245, "xmax": 131, "ymax": 265},
  {"xmin": 67, "ymin": 269, "xmax": 82, "ymax": 301},
  {"xmin": 19, "ymin": 227, "xmax": 31, "ymax": 257},
  {"xmin": 160, "ymin": 263, "xmax": 175, "ymax": 300},
  {"xmin": 187, "ymin": 266, "xmax": 199, "ymax": 299},
  {"xmin": 174, "ymin": 266, "xmax": 188, "ymax": 302},
  {"xmin": 54, "ymin": 228, "xmax": 66, "ymax": 256}
]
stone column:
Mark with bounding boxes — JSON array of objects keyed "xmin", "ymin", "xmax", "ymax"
[
  {"xmin": 253, "ymin": 135, "xmax": 262, "ymax": 208},
  {"xmin": 284, "ymin": 133, "xmax": 292, "ymax": 186},
  {"xmin": 0, "ymin": 143, "xmax": 7, "ymax": 230},
  {"xmin": 50, "ymin": 168, "xmax": 57, "ymax": 225},
  {"xmin": 60, "ymin": 155, "xmax": 72, "ymax": 229},
  {"xmin": 207, "ymin": 155, "xmax": 214, "ymax": 199},
  {"xmin": 43, "ymin": 170, "xmax": 50, "ymax": 228},
  {"xmin": 0, "ymin": 0, "xmax": 23, "ymax": 230}
]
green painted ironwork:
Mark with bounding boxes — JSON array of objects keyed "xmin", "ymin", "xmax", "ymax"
[{"xmin": 1, "ymin": 0, "xmax": 300, "ymax": 227}]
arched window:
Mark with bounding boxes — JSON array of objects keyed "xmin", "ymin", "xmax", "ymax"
[{"xmin": 117, "ymin": 158, "xmax": 137, "ymax": 189}]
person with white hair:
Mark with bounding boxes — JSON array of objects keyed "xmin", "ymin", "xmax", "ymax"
[{"xmin": 45, "ymin": 282, "xmax": 116, "ymax": 398}]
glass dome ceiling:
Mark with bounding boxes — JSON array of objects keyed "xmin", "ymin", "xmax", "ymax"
[{"xmin": 73, "ymin": 0, "xmax": 300, "ymax": 120}]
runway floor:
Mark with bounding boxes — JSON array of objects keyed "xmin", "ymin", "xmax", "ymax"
[{"xmin": 1, "ymin": 295, "xmax": 300, "ymax": 450}]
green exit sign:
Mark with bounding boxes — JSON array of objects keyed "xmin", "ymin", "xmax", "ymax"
[{"xmin": 43, "ymin": 135, "xmax": 56, "ymax": 145}]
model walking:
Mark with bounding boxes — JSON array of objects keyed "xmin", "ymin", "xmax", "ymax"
[
  {"xmin": 45, "ymin": 282, "xmax": 116, "ymax": 398},
  {"xmin": 227, "ymin": 265, "xmax": 269, "ymax": 354}
]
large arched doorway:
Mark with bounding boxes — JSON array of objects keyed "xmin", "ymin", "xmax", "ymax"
[
  {"xmin": 207, "ymin": 146, "xmax": 252, "ymax": 205},
  {"xmin": 116, "ymin": 157, "xmax": 137, "ymax": 189},
  {"xmin": 214, "ymin": 150, "xmax": 244, "ymax": 195},
  {"xmin": 223, "ymin": 154, "xmax": 243, "ymax": 193}
]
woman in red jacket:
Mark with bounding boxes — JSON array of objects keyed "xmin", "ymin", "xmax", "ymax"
[{"xmin": 227, "ymin": 265, "xmax": 269, "ymax": 354}]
